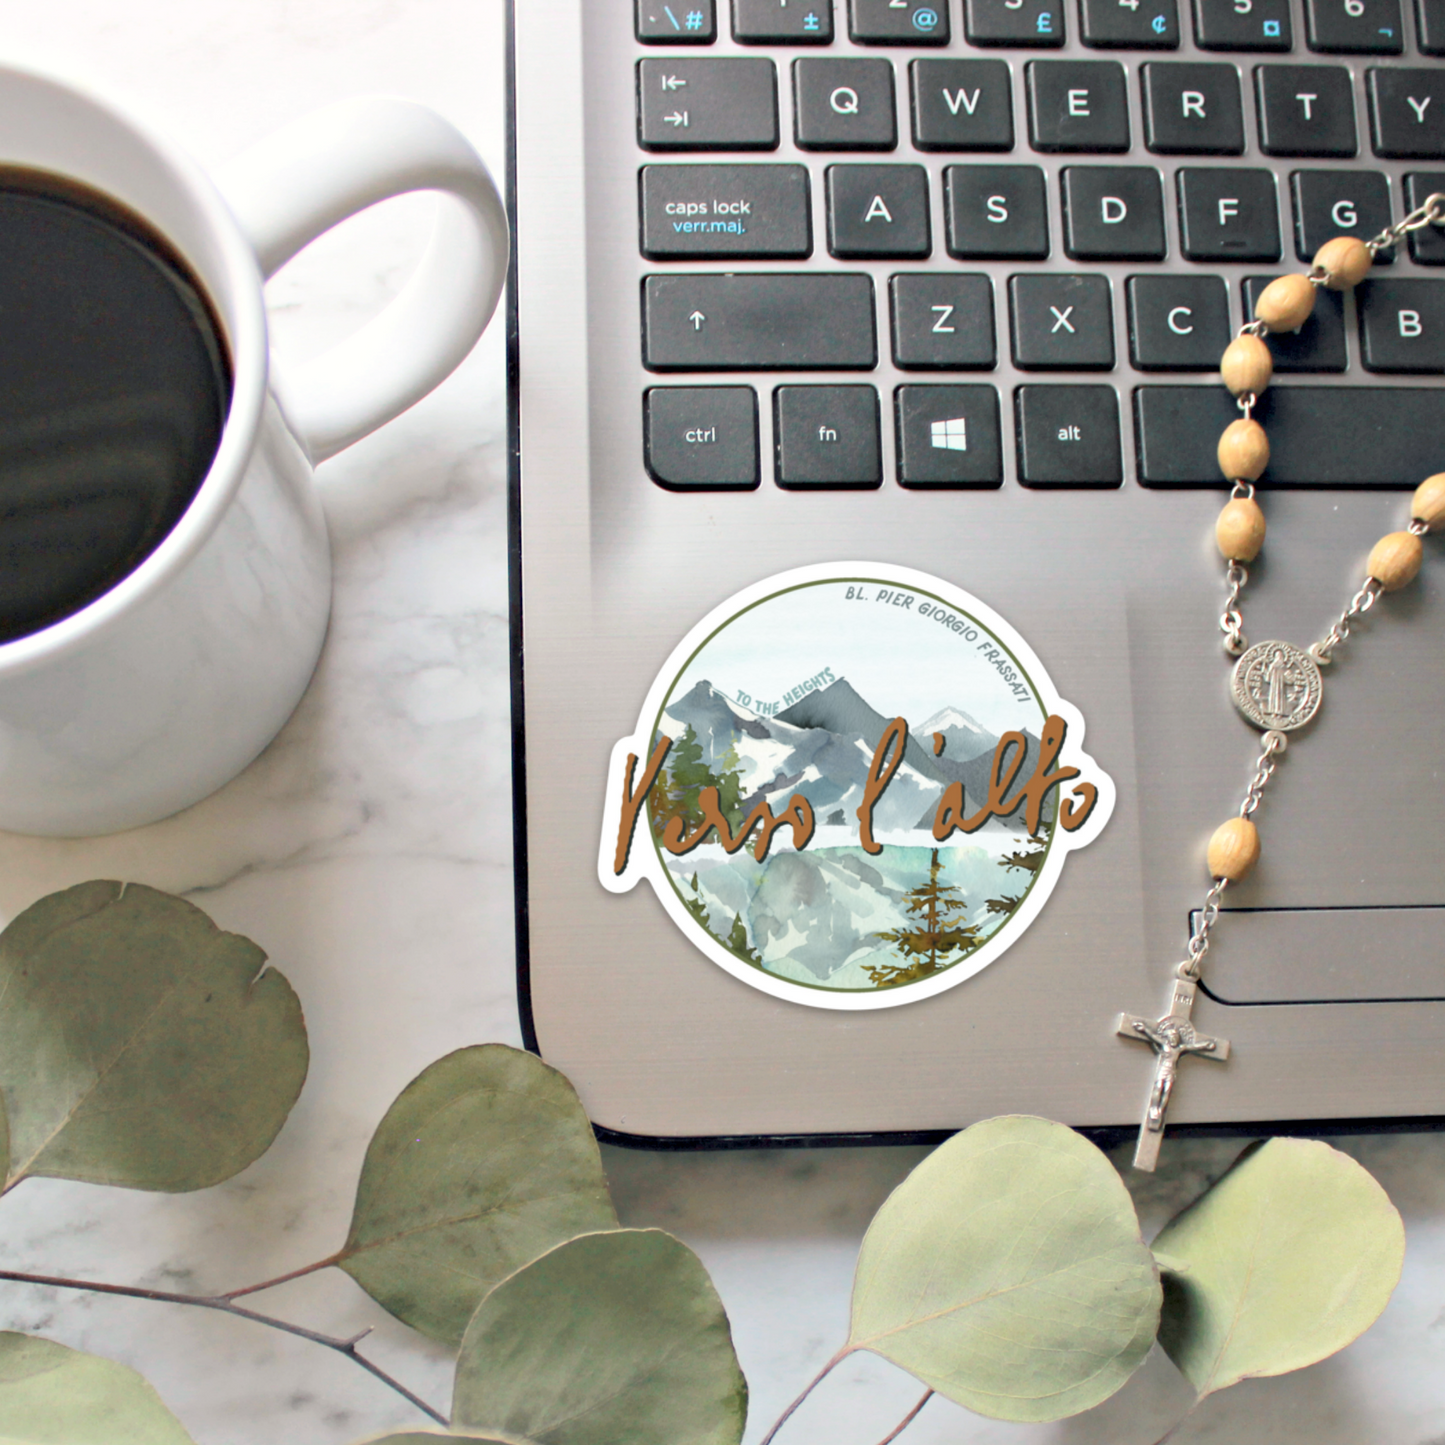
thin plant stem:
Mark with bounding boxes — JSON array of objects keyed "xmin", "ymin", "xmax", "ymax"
[
  {"xmin": 876, "ymin": 1389, "xmax": 934, "ymax": 1444},
  {"xmin": 222, "ymin": 1252, "xmax": 343, "ymax": 1301},
  {"xmin": 0, "ymin": 1267, "xmax": 446, "ymax": 1427},
  {"xmin": 1149, "ymin": 1401, "xmax": 1200, "ymax": 1445},
  {"xmin": 757, "ymin": 1347, "xmax": 849, "ymax": 1445}
]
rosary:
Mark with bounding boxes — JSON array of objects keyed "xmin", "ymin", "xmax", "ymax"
[{"xmin": 1114, "ymin": 194, "xmax": 1445, "ymax": 1173}]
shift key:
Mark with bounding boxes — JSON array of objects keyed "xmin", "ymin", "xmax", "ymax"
[
  {"xmin": 641, "ymin": 165, "xmax": 811, "ymax": 259},
  {"xmin": 644, "ymin": 273, "xmax": 878, "ymax": 370}
]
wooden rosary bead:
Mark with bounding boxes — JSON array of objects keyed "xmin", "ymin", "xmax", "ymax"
[
  {"xmin": 1312, "ymin": 236, "xmax": 1373, "ymax": 290},
  {"xmin": 1216, "ymin": 497, "xmax": 1267, "ymax": 562},
  {"xmin": 1220, "ymin": 334, "xmax": 1273, "ymax": 397},
  {"xmin": 1413, "ymin": 473, "xmax": 1445, "ymax": 532},
  {"xmin": 1217, "ymin": 419, "xmax": 1270, "ymax": 482},
  {"xmin": 1368, "ymin": 530, "xmax": 1425, "ymax": 590},
  {"xmin": 1254, "ymin": 274, "xmax": 1316, "ymax": 332},
  {"xmin": 1208, "ymin": 816, "xmax": 1260, "ymax": 882}
]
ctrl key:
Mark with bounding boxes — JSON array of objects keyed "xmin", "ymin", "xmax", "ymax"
[
  {"xmin": 1016, "ymin": 385, "xmax": 1122, "ymax": 486},
  {"xmin": 645, "ymin": 387, "xmax": 759, "ymax": 489}
]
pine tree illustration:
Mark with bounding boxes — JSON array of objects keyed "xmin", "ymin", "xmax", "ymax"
[
  {"xmin": 985, "ymin": 822, "xmax": 1052, "ymax": 919},
  {"xmin": 725, "ymin": 912, "xmax": 763, "ymax": 968},
  {"xmin": 866, "ymin": 849, "xmax": 981, "ymax": 988}
]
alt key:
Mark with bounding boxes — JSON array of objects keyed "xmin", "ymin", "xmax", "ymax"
[
  {"xmin": 645, "ymin": 387, "xmax": 759, "ymax": 489},
  {"xmin": 1016, "ymin": 385, "xmax": 1123, "ymax": 485}
]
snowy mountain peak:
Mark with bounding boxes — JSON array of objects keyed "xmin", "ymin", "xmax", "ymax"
[{"xmin": 915, "ymin": 706, "xmax": 990, "ymax": 739}]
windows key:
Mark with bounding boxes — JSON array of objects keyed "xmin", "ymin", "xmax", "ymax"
[
  {"xmin": 896, "ymin": 386, "xmax": 1003, "ymax": 487},
  {"xmin": 1016, "ymin": 385, "xmax": 1123, "ymax": 485}
]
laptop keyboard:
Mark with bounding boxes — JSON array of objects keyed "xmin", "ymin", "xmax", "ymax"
[{"xmin": 633, "ymin": 0, "xmax": 1445, "ymax": 491}]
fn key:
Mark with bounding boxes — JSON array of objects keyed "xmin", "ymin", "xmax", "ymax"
[{"xmin": 645, "ymin": 388, "xmax": 759, "ymax": 489}]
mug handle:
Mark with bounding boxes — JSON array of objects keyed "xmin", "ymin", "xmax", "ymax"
[{"xmin": 216, "ymin": 97, "xmax": 509, "ymax": 463}]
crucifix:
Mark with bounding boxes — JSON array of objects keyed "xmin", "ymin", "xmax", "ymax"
[{"xmin": 1115, "ymin": 972, "xmax": 1231, "ymax": 1172}]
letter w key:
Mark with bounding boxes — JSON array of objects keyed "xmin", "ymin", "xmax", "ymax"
[{"xmin": 912, "ymin": 59, "xmax": 1014, "ymax": 151}]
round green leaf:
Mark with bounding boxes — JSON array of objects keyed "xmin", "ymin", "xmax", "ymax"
[
  {"xmin": 338, "ymin": 1044, "xmax": 619, "ymax": 1345},
  {"xmin": 848, "ymin": 1115, "xmax": 1161, "ymax": 1422},
  {"xmin": 0, "ymin": 1331, "xmax": 195, "ymax": 1444},
  {"xmin": 452, "ymin": 1229, "xmax": 747, "ymax": 1445},
  {"xmin": 1153, "ymin": 1137, "xmax": 1405, "ymax": 1399},
  {"xmin": 0, "ymin": 882, "xmax": 308, "ymax": 1193}
]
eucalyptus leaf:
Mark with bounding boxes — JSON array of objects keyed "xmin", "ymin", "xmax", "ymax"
[
  {"xmin": 338, "ymin": 1044, "xmax": 618, "ymax": 1345},
  {"xmin": 351, "ymin": 1434, "xmax": 536, "ymax": 1444},
  {"xmin": 453, "ymin": 1229, "xmax": 746, "ymax": 1445},
  {"xmin": 0, "ymin": 882, "xmax": 308, "ymax": 1193},
  {"xmin": 1153, "ymin": 1137, "xmax": 1405, "ymax": 1398},
  {"xmin": 0, "ymin": 1331, "xmax": 195, "ymax": 1444},
  {"xmin": 848, "ymin": 1115, "xmax": 1161, "ymax": 1422}
]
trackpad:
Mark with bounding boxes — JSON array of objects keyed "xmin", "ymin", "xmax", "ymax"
[{"xmin": 1202, "ymin": 907, "xmax": 1445, "ymax": 1004}]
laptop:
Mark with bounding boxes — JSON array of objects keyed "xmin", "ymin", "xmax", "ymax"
[{"xmin": 507, "ymin": 0, "xmax": 1445, "ymax": 1149}]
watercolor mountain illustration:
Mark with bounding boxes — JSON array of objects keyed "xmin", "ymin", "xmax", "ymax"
[{"xmin": 647, "ymin": 678, "xmax": 1052, "ymax": 991}]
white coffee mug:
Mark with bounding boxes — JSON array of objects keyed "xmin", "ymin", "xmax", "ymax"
[{"xmin": 0, "ymin": 60, "xmax": 508, "ymax": 836}]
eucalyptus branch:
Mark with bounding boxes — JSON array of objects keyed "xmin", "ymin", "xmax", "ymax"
[
  {"xmin": 0, "ymin": 1267, "xmax": 446, "ymax": 1426},
  {"xmin": 222, "ymin": 1252, "xmax": 343, "ymax": 1301},
  {"xmin": 875, "ymin": 1389, "xmax": 933, "ymax": 1444},
  {"xmin": 757, "ymin": 1347, "xmax": 850, "ymax": 1445}
]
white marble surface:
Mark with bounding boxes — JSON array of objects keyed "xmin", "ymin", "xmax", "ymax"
[{"xmin": 2, "ymin": 5, "xmax": 1445, "ymax": 1443}]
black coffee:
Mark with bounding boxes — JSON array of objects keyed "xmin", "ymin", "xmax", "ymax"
[{"xmin": 0, "ymin": 169, "xmax": 231, "ymax": 644}]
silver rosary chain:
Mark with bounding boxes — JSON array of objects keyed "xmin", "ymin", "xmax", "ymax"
[
  {"xmin": 1362, "ymin": 190, "xmax": 1445, "ymax": 257},
  {"xmin": 1311, "ymin": 577, "xmax": 1382, "ymax": 665},
  {"xmin": 1179, "ymin": 730, "xmax": 1287, "ymax": 979}
]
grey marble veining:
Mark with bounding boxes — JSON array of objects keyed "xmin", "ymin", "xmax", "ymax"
[{"xmin": 0, "ymin": 4, "xmax": 1444, "ymax": 1443}]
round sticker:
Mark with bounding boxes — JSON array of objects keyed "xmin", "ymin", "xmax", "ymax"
[{"xmin": 599, "ymin": 564, "xmax": 1114, "ymax": 1010}]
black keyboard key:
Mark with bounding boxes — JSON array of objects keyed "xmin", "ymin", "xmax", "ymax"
[
  {"xmin": 890, "ymin": 273, "xmax": 998, "ymax": 368},
  {"xmin": 1062, "ymin": 166, "xmax": 1167, "ymax": 258},
  {"xmin": 849, "ymin": 0, "xmax": 950, "ymax": 43},
  {"xmin": 1010, "ymin": 273, "xmax": 1115, "ymax": 368},
  {"xmin": 1243, "ymin": 274, "xmax": 1347, "ymax": 368},
  {"xmin": 1193, "ymin": 0, "xmax": 1292, "ymax": 49},
  {"xmin": 1255, "ymin": 66, "xmax": 1358, "ymax": 156},
  {"xmin": 795, "ymin": 59, "xmax": 897, "ymax": 150},
  {"xmin": 638, "ymin": 59, "xmax": 779, "ymax": 151},
  {"xmin": 895, "ymin": 385, "xmax": 1004, "ymax": 486},
  {"xmin": 1027, "ymin": 62, "xmax": 1130, "ymax": 152},
  {"xmin": 1358, "ymin": 278, "xmax": 1445, "ymax": 370},
  {"xmin": 642, "ymin": 273, "xmax": 877, "ymax": 370},
  {"xmin": 827, "ymin": 165, "xmax": 931, "ymax": 257},
  {"xmin": 645, "ymin": 387, "xmax": 759, "ymax": 488},
  {"xmin": 1177, "ymin": 168, "xmax": 1282, "ymax": 259},
  {"xmin": 945, "ymin": 165, "xmax": 1051, "ymax": 258},
  {"xmin": 1305, "ymin": 0, "xmax": 1402, "ymax": 51},
  {"xmin": 1405, "ymin": 172, "xmax": 1445, "ymax": 262},
  {"xmin": 638, "ymin": 0, "xmax": 718, "ymax": 41},
  {"xmin": 1135, "ymin": 385, "xmax": 1445, "ymax": 484},
  {"xmin": 1418, "ymin": 0, "xmax": 1445, "ymax": 52},
  {"xmin": 1017, "ymin": 385, "xmax": 1122, "ymax": 486},
  {"xmin": 734, "ymin": 0, "xmax": 835, "ymax": 41},
  {"xmin": 1290, "ymin": 169, "xmax": 1393, "ymax": 261},
  {"xmin": 1141, "ymin": 62, "xmax": 1245, "ymax": 154},
  {"xmin": 1081, "ymin": 0, "xmax": 1180, "ymax": 48},
  {"xmin": 910, "ymin": 60, "xmax": 1015, "ymax": 151},
  {"xmin": 1368, "ymin": 69, "xmax": 1445, "ymax": 158},
  {"xmin": 1127, "ymin": 274, "xmax": 1232, "ymax": 367},
  {"xmin": 966, "ymin": 0, "xmax": 1067, "ymax": 43},
  {"xmin": 775, "ymin": 386, "xmax": 883, "ymax": 486},
  {"xmin": 640, "ymin": 164, "xmax": 812, "ymax": 259}
]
